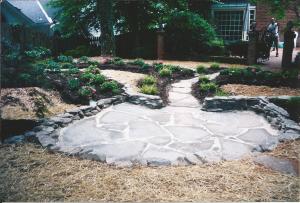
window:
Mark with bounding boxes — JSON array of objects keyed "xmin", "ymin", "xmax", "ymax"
[{"xmin": 214, "ymin": 10, "xmax": 244, "ymax": 41}]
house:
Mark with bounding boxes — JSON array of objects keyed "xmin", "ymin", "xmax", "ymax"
[
  {"xmin": 209, "ymin": 0, "xmax": 299, "ymax": 47},
  {"xmin": 1, "ymin": 0, "xmax": 59, "ymax": 35}
]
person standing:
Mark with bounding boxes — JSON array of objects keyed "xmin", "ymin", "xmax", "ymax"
[
  {"xmin": 282, "ymin": 21, "xmax": 296, "ymax": 69},
  {"xmin": 267, "ymin": 18, "xmax": 279, "ymax": 57}
]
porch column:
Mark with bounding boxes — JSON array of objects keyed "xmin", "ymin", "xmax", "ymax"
[{"xmin": 157, "ymin": 30, "xmax": 165, "ymax": 60}]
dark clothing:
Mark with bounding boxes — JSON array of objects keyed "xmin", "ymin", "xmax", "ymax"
[{"xmin": 282, "ymin": 30, "xmax": 296, "ymax": 68}]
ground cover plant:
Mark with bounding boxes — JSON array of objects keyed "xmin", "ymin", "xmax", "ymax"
[
  {"xmin": 216, "ymin": 67, "xmax": 300, "ymax": 88},
  {"xmin": 85, "ymin": 57, "xmax": 195, "ymax": 102},
  {"xmin": 192, "ymin": 76, "xmax": 230, "ymax": 101},
  {"xmin": 1, "ymin": 45, "xmax": 123, "ymax": 106}
]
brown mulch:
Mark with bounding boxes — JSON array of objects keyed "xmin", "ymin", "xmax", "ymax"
[
  {"xmin": 0, "ymin": 87, "xmax": 78, "ymax": 120},
  {"xmin": 0, "ymin": 141, "xmax": 299, "ymax": 202},
  {"xmin": 221, "ymin": 84, "xmax": 300, "ymax": 97}
]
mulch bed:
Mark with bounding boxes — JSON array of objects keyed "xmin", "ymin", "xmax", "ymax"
[
  {"xmin": 96, "ymin": 63, "xmax": 195, "ymax": 104},
  {"xmin": 47, "ymin": 72, "xmax": 125, "ymax": 105}
]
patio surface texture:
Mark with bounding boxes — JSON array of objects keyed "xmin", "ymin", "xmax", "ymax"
[{"xmin": 56, "ymin": 77, "xmax": 279, "ymax": 166}]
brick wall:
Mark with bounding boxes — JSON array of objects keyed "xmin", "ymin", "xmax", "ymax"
[{"xmin": 256, "ymin": 2, "xmax": 300, "ymax": 47}]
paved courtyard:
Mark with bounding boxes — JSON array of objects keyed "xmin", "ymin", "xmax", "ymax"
[{"xmin": 57, "ymin": 78, "xmax": 279, "ymax": 166}]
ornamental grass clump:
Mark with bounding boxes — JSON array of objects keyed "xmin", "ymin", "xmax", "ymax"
[
  {"xmin": 140, "ymin": 84, "xmax": 159, "ymax": 95},
  {"xmin": 159, "ymin": 68, "xmax": 172, "ymax": 77},
  {"xmin": 142, "ymin": 75, "xmax": 157, "ymax": 85},
  {"xmin": 196, "ymin": 65, "xmax": 207, "ymax": 74},
  {"xmin": 210, "ymin": 63, "xmax": 220, "ymax": 70}
]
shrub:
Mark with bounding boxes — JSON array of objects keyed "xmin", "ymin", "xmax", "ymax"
[
  {"xmin": 142, "ymin": 75, "xmax": 157, "ymax": 85},
  {"xmin": 165, "ymin": 11, "xmax": 224, "ymax": 58},
  {"xmin": 92, "ymin": 74, "xmax": 106, "ymax": 86},
  {"xmin": 57, "ymin": 55, "xmax": 73, "ymax": 63},
  {"xmin": 196, "ymin": 65, "xmax": 206, "ymax": 74},
  {"xmin": 281, "ymin": 70, "xmax": 299, "ymax": 80},
  {"xmin": 100, "ymin": 81, "xmax": 120, "ymax": 93},
  {"xmin": 79, "ymin": 56, "xmax": 89, "ymax": 63},
  {"xmin": 199, "ymin": 76, "xmax": 210, "ymax": 84},
  {"xmin": 199, "ymin": 82, "xmax": 218, "ymax": 92},
  {"xmin": 34, "ymin": 59, "xmax": 61, "ymax": 72},
  {"xmin": 110, "ymin": 57, "xmax": 125, "ymax": 66},
  {"xmin": 88, "ymin": 60, "xmax": 100, "ymax": 66},
  {"xmin": 210, "ymin": 63, "xmax": 220, "ymax": 70},
  {"xmin": 140, "ymin": 84, "xmax": 158, "ymax": 95},
  {"xmin": 61, "ymin": 62, "xmax": 76, "ymax": 69},
  {"xmin": 78, "ymin": 86, "xmax": 94, "ymax": 98},
  {"xmin": 68, "ymin": 68, "xmax": 80, "ymax": 75},
  {"xmin": 68, "ymin": 78, "xmax": 80, "ymax": 90},
  {"xmin": 153, "ymin": 62, "xmax": 164, "ymax": 72},
  {"xmin": 140, "ymin": 63, "xmax": 151, "ymax": 72},
  {"xmin": 168, "ymin": 65, "xmax": 181, "ymax": 73},
  {"xmin": 80, "ymin": 72, "xmax": 95, "ymax": 82},
  {"xmin": 130, "ymin": 58, "xmax": 145, "ymax": 66},
  {"xmin": 24, "ymin": 47, "xmax": 51, "ymax": 60},
  {"xmin": 86, "ymin": 65, "xmax": 101, "ymax": 74},
  {"xmin": 159, "ymin": 68, "xmax": 172, "ymax": 77}
]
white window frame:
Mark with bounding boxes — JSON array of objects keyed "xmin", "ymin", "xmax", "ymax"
[{"xmin": 212, "ymin": 3, "xmax": 256, "ymax": 41}]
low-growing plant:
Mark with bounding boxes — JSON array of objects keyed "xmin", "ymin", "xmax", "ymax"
[
  {"xmin": 92, "ymin": 74, "xmax": 106, "ymax": 86},
  {"xmin": 210, "ymin": 63, "xmax": 220, "ymax": 70},
  {"xmin": 215, "ymin": 89, "xmax": 230, "ymax": 96},
  {"xmin": 114, "ymin": 60, "xmax": 125, "ymax": 66},
  {"xmin": 86, "ymin": 65, "xmax": 101, "ymax": 74},
  {"xmin": 100, "ymin": 81, "xmax": 120, "ymax": 93},
  {"xmin": 168, "ymin": 65, "xmax": 181, "ymax": 72},
  {"xmin": 88, "ymin": 60, "xmax": 100, "ymax": 66},
  {"xmin": 61, "ymin": 62, "xmax": 76, "ymax": 69},
  {"xmin": 24, "ymin": 47, "xmax": 51, "ymax": 60},
  {"xmin": 68, "ymin": 68, "xmax": 80, "ymax": 75},
  {"xmin": 130, "ymin": 58, "xmax": 145, "ymax": 66},
  {"xmin": 80, "ymin": 72, "xmax": 95, "ymax": 82},
  {"xmin": 79, "ymin": 56, "xmax": 89, "ymax": 63},
  {"xmin": 199, "ymin": 82, "xmax": 218, "ymax": 92},
  {"xmin": 68, "ymin": 78, "xmax": 80, "ymax": 90},
  {"xmin": 141, "ymin": 63, "xmax": 151, "ymax": 72},
  {"xmin": 34, "ymin": 59, "xmax": 61, "ymax": 72},
  {"xmin": 57, "ymin": 55, "xmax": 73, "ymax": 63},
  {"xmin": 78, "ymin": 86, "xmax": 94, "ymax": 98},
  {"xmin": 111, "ymin": 57, "xmax": 125, "ymax": 66},
  {"xmin": 140, "ymin": 84, "xmax": 158, "ymax": 95},
  {"xmin": 142, "ymin": 75, "xmax": 157, "ymax": 85},
  {"xmin": 198, "ymin": 76, "xmax": 210, "ymax": 84},
  {"xmin": 196, "ymin": 65, "xmax": 206, "ymax": 74},
  {"xmin": 153, "ymin": 62, "xmax": 164, "ymax": 72},
  {"xmin": 159, "ymin": 68, "xmax": 172, "ymax": 77}
]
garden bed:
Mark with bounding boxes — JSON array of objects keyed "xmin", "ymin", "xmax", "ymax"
[
  {"xmin": 192, "ymin": 67, "xmax": 300, "ymax": 103},
  {"xmin": 94, "ymin": 58, "xmax": 196, "ymax": 104}
]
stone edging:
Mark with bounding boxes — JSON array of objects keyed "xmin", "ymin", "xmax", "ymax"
[
  {"xmin": 202, "ymin": 96, "xmax": 300, "ymax": 142},
  {"xmin": 3, "ymin": 91, "xmax": 164, "ymax": 145}
]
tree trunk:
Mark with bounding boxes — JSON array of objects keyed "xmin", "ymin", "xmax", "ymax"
[{"xmin": 98, "ymin": 0, "xmax": 115, "ymax": 56}]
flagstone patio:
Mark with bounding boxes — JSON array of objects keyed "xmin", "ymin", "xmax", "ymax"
[{"xmin": 56, "ymin": 78, "xmax": 279, "ymax": 166}]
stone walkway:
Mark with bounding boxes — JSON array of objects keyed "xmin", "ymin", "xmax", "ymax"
[{"xmin": 57, "ymin": 78, "xmax": 279, "ymax": 166}]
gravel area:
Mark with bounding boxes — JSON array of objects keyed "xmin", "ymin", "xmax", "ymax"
[
  {"xmin": 0, "ymin": 87, "xmax": 78, "ymax": 120},
  {"xmin": 101, "ymin": 70, "xmax": 146, "ymax": 93},
  {"xmin": 0, "ymin": 141, "xmax": 299, "ymax": 202},
  {"xmin": 221, "ymin": 84, "xmax": 300, "ymax": 97}
]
